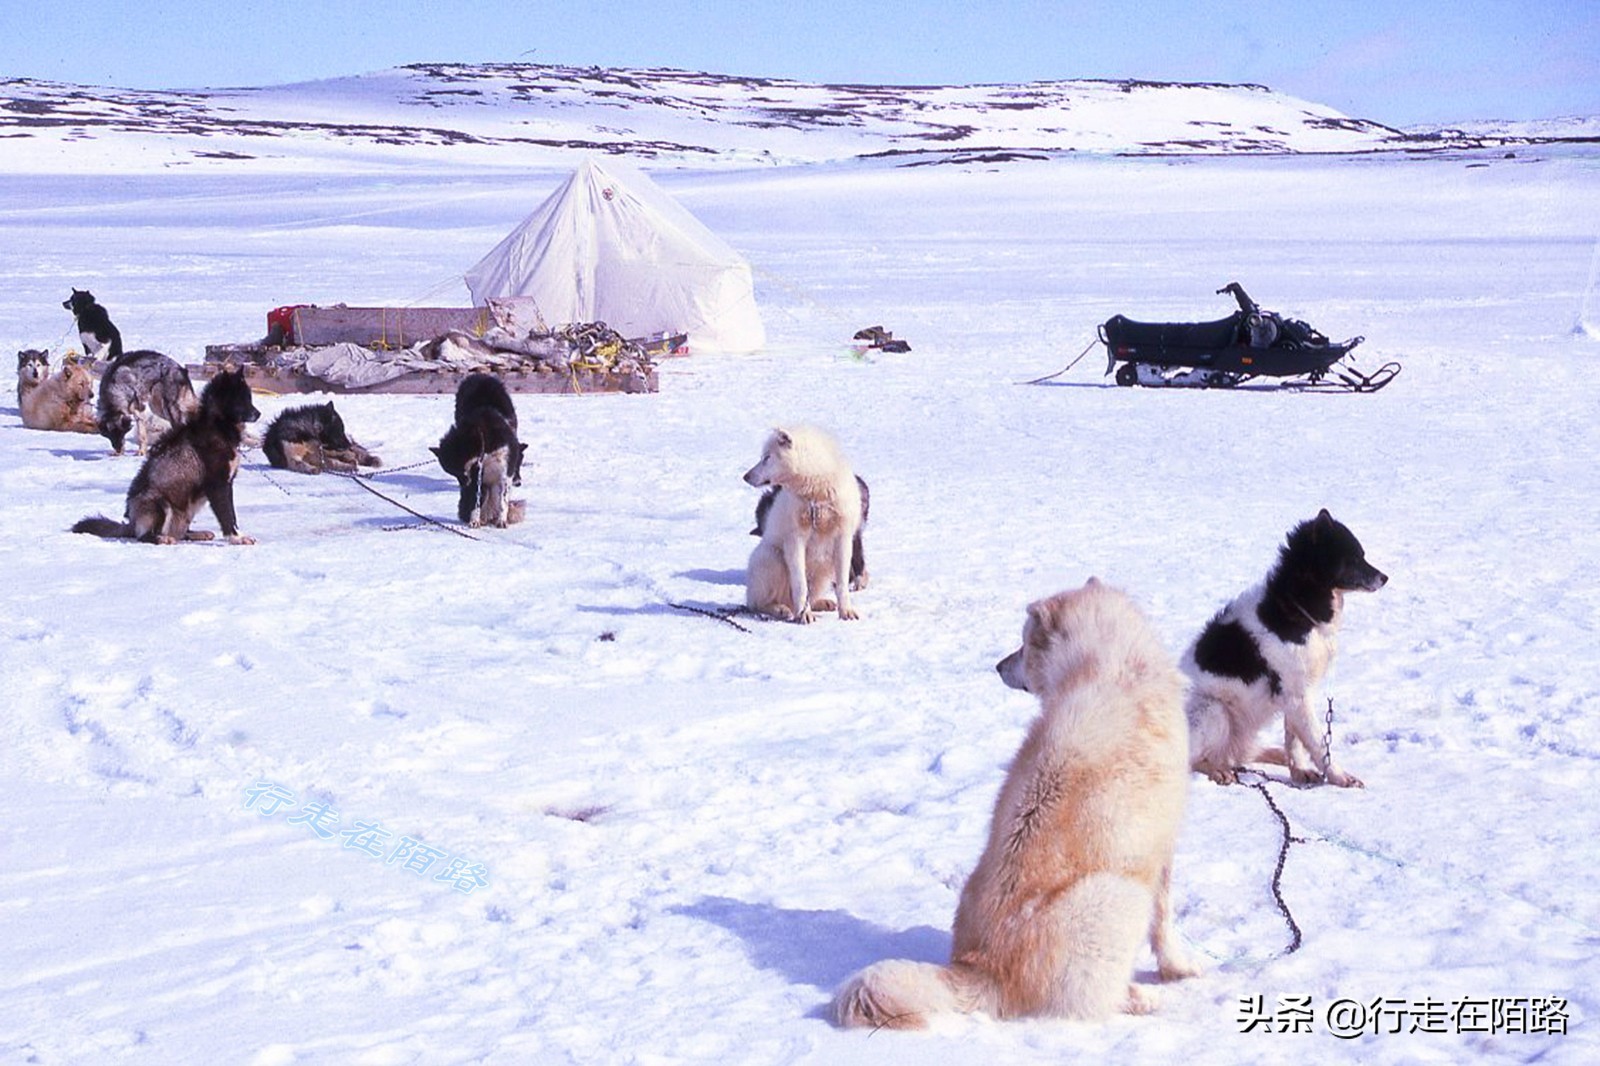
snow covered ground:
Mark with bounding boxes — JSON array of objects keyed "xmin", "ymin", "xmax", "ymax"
[{"xmin": 1, "ymin": 130, "xmax": 1598, "ymax": 1063}]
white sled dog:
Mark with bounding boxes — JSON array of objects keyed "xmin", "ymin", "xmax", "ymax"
[
  {"xmin": 743, "ymin": 425, "xmax": 862, "ymax": 623},
  {"xmin": 833, "ymin": 579, "xmax": 1200, "ymax": 1029}
]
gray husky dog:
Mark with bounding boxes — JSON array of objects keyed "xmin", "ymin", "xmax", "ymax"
[
  {"xmin": 96, "ymin": 349, "xmax": 200, "ymax": 455},
  {"xmin": 73, "ymin": 368, "xmax": 261, "ymax": 544}
]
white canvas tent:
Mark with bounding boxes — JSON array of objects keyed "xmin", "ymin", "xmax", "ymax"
[{"xmin": 463, "ymin": 158, "xmax": 765, "ymax": 352}]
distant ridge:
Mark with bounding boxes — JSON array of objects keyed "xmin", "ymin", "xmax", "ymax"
[{"xmin": 1, "ymin": 62, "xmax": 1594, "ymax": 173}]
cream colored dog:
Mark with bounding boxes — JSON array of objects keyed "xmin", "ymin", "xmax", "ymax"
[
  {"xmin": 743, "ymin": 425, "xmax": 862, "ymax": 624},
  {"xmin": 833, "ymin": 579, "xmax": 1200, "ymax": 1028},
  {"xmin": 17, "ymin": 350, "xmax": 98, "ymax": 433}
]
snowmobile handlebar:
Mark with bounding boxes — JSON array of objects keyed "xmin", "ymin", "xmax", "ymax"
[{"xmin": 1216, "ymin": 282, "xmax": 1258, "ymax": 314}]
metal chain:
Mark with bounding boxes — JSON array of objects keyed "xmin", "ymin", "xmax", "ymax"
[
  {"xmin": 1228, "ymin": 697, "xmax": 1335, "ymax": 959},
  {"xmin": 362, "ymin": 458, "xmax": 437, "ymax": 476},
  {"xmin": 256, "ymin": 465, "xmax": 295, "ymax": 497},
  {"xmin": 1324, "ymin": 698, "xmax": 1336, "ymax": 776},
  {"xmin": 667, "ymin": 602, "xmax": 758, "ymax": 633},
  {"xmin": 331, "ymin": 471, "xmax": 481, "ymax": 541},
  {"xmin": 1241, "ymin": 773, "xmax": 1304, "ymax": 957}
]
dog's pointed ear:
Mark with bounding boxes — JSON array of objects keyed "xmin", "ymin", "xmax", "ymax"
[
  {"xmin": 1025, "ymin": 596, "xmax": 1055, "ymax": 633},
  {"xmin": 1085, "ymin": 575, "xmax": 1103, "ymax": 589},
  {"xmin": 773, "ymin": 429, "xmax": 791, "ymax": 448},
  {"xmin": 1312, "ymin": 508, "xmax": 1336, "ymax": 540}
]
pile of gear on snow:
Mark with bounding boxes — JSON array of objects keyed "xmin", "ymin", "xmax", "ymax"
[{"xmin": 230, "ymin": 299, "xmax": 662, "ymax": 390}]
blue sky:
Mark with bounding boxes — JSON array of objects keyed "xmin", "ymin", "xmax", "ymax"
[{"xmin": 0, "ymin": 1, "xmax": 1594, "ymax": 126}]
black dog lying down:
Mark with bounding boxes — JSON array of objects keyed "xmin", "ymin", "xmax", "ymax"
[
  {"xmin": 431, "ymin": 372, "xmax": 526, "ymax": 528},
  {"xmin": 263, "ymin": 401, "xmax": 381, "ymax": 474},
  {"xmin": 72, "ymin": 367, "xmax": 260, "ymax": 544},
  {"xmin": 753, "ymin": 474, "xmax": 871, "ymax": 590}
]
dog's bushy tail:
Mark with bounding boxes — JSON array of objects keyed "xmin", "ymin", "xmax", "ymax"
[
  {"xmin": 832, "ymin": 959, "xmax": 992, "ymax": 1030},
  {"xmin": 71, "ymin": 515, "xmax": 132, "ymax": 538}
]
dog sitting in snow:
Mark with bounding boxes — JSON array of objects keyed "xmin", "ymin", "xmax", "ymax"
[
  {"xmin": 72, "ymin": 367, "xmax": 261, "ymax": 544},
  {"xmin": 743, "ymin": 425, "xmax": 863, "ymax": 623},
  {"xmin": 833, "ymin": 579, "xmax": 1199, "ymax": 1028},
  {"xmin": 17, "ymin": 350, "xmax": 98, "ymax": 433},
  {"xmin": 63, "ymin": 289, "xmax": 123, "ymax": 361},
  {"xmin": 263, "ymin": 401, "xmax": 381, "ymax": 474},
  {"xmin": 1183, "ymin": 509, "xmax": 1387, "ymax": 787},
  {"xmin": 752, "ymin": 474, "xmax": 870, "ymax": 591}
]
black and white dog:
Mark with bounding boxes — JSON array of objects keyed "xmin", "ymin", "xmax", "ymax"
[
  {"xmin": 63, "ymin": 289, "xmax": 123, "ymax": 361},
  {"xmin": 1183, "ymin": 509, "xmax": 1387, "ymax": 788},
  {"xmin": 431, "ymin": 373, "xmax": 526, "ymax": 528}
]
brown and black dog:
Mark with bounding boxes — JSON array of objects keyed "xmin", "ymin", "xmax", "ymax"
[
  {"xmin": 73, "ymin": 368, "xmax": 261, "ymax": 544},
  {"xmin": 17, "ymin": 350, "xmax": 97, "ymax": 433}
]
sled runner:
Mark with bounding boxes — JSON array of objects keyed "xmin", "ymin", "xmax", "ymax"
[{"xmin": 1100, "ymin": 283, "xmax": 1399, "ymax": 392}]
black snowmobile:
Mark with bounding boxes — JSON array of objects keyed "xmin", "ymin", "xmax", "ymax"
[{"xmin": 1099, "ymin": 283, "xmax": 1399, "ymax": 392}]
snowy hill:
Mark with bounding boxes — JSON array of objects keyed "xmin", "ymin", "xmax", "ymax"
[{"xmin": 7, "ymin": 61, "xmax": 1591, "ymax": 173}]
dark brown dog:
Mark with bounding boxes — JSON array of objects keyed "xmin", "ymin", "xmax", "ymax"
[{"xmin": 73, "ymin": 368, "xmax": 261, "ymax": 544}]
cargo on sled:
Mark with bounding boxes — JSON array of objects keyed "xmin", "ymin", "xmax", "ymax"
[
  {"xmin": 200, "ymin": 301, "xmax": 677, "ymax": 395},
  {"xmin": 1099, "ymin": 283, "xmax": 1399, "ymax": 392}
]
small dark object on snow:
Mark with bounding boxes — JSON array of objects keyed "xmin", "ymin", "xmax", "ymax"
[
  {"xmin": 853, "ymin": 325, "xmax": 911, "ymax": 353},
  {"xmin": 1100, "ymin": 283, "xmax": 1398, "ymax": 392}
]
